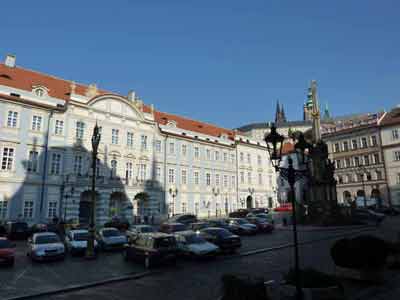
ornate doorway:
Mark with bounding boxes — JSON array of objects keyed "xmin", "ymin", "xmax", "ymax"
[{"xmin": 246, "ymin": 195, "xmax": 253, "ymax": 209}]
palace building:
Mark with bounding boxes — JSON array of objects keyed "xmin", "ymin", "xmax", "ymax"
[{"xmin": 0, "ymin": 55, "xmax": 277, "ymax": 225}]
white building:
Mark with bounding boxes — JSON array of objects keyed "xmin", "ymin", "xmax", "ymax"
[{"xmin": 0, "ymin": 55, "xmax": 277, "ymax": 225}]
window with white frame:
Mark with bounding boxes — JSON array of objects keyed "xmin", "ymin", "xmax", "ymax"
[
  {"xmin": 247, "ymin": 153, "xmax": 251, "ymax": 164},
  {"xmin": 240, "ymin": 152, "xmax": 244, "ymax": 162},
  {"xmin": 247, "ymin": 172, "xmax": 252, "ymax": 184},
  {"xmin": 206, "ymin": 173, "xmax": 211, "ymax": 186},
  {"xmin": 364, "ymin": 155, "xmax": 370, "ymax": 165},
  {"xmin": 257, "ymin": 155, "xmax": 262, "ymax": 165},
  {"xmin": 392, "ymin": 129, "xmax": 399, "ymax": 140},
  {"xmin": 112, "ymin": 129, "xmax": 119, "ymax": 145},
  {"xmin": 361, "ymin": 137, "xmax": 368, "ymax": 148},
  {"xmin": 168, "ymin": 169, "xmax": 175, "ymax": 184},
  {"xmin": 23, "ymin": 201, "xmax": 34, "ymax": 218},
  {"xmin": 27, "ymin": 151, "xmax": 39, "ymax": 173},
  {"xmin": 194, "ymin": 171, "xmax": 199, "ymax": 185},
  {"xmin": 194, "ymin": 147, "xmax": 199, "ymax": 159},
  {"xmin": 169, "ymin": 142, "xmax": 175, "ymax": 154},
  {"xmin": 110, "ymin": 160, "xmax": 117, "ymax": 177},
  {"xmin": 47, "ymin": 202, "xmax": 57, "ymax": 218},
  {"xmin": 351, "ymin": 139, "xmax": 358, "ymax": 150},
  {"xmin": 232, "ymin": 175, "xmax": 236, "ymax": 187},
  {"xmin": 371, "ymin": 136, "xmax": 377, "ymax": 146},
  {"xmin": 1, "ymin": 147, "xmax": 14, "ymax": 171},
  {"xmin": 55, "ymin": 120, "xmax": 64, "ymax": 135},
  {"xmin": 206, "ymin": 149, "xmax": 211, "ymax": 160},
  {"xmin": 31, "ymin": 115, "xmax": 42, "ymax": 131},
  {"xmin": 240, "ymin": 172, "xmax": 244, "ymax": 184},
  {"xmin": 354, "ymin": 156, "xmax": 360, "ymax": 167},
  {"xmin": 76, "ymin": 121, "xmax": 85, "ymax": 139},
  {"xmin": 74, "ymin": 155, "xmax": 83, "ymax": 175},
  {"xmin": 376, "ymin": 170, "xmax": 383, "ymax": 180},
  {"xmin": 156, "ymin": 167, "xmax": 161, "ymax": 181},
  {"xmin": 345, "ymin": 158, "xmax": 351, "ymax": 168},
  {"xmin": 394, "ymin": 151, "xmax": 400, "ymax": 161},
  {"xmin": 397, "ymin": 173, "xmax": 400, "ymax": 185},
  {"xmin": 7, "ymin": 111, "xmax": 18, "ymax": 128},
  {"xmin": 223, "ymin": 175, "xmax": 228, "ymax": 187},
  {"xmin": 343, "ymin": 141, "xmax": 349, "ymax": 152},
  {"xmin": 231, "ymin": 154, "xmax": 235, "ymax": 163},
  {"xmin": 215, "ymin": 174, "xmax": 220, "ymax": 186},
  {"xmin": 50, "ymin": 153, "xmax": 62, "ymax": 175},
  {"xmin": 155, "ymin": 140, "xmax": 162, "ymax": 153},
  {"xmin": 258, "ymin": 173, "xmax": 263, "ymax": 185},
  {"xmin": 374, "ymin": 153, "xmax": 380, "ymax": 164},
  {"xmin": 182, "ymin": 144, "xmax": 187, "ymax": 156},
  {"xmin": 215, "ymin": 151, "xmax": 219, "ymax": 161},
  {"xmin": 141, "ymin": 135, "xmax": 148, "ymax": 150},
  {"xmin": 139, "ymin": 164, "xmax": 146, "ymax": 182},
  {"xmin": 0, "ymin": 199, "xmax": 8, "ymax": 219},
  {"xmin": 126, "ymin": 162, "xmax": 133, "ymax": 179},
  {"xmin": 223, "ymin": 152, "xmax": 227, "ymax": 162},
  {"xmin": 181, "ymin": 169, "xmax": 187, "ymax": 185},
  {"xmin": 127, "ymin": 132, "xmax": 134, "ymax": 148}
]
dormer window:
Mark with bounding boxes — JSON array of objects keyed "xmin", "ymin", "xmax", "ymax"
[
  {"xmin": 32, "ymin": 85, "xmax": 49, "ymax": 97},
  {"xmin": 35, "ymin": 89, "xmax": 44, "ymax": 97},
  {"xmin": 166, "ymin": 120, "xmax": 177, "ymax": 128}
]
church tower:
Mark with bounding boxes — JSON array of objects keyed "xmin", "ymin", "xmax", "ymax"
[
  {"xmin": 275, "ymin": 100, "xmax": 287, "ymax": 124},
  {"xmin": 303, "ymin": 86, "xmax": 314, "ymax": 121}
]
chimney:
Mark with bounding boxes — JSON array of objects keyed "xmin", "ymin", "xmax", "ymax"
[
  {"xmin": 5, "ymin": 54, "xmax": 16, "ymax": 68},
  {"xmin": 127, "ymin": 90, "xmax": 136, "ymax": 101}
]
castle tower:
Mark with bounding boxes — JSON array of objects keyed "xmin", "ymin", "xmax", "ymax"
[{"xmin": 303, "ymin": 86, "xmax": 314, "ymax": 121}]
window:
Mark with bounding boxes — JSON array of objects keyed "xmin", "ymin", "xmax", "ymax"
[
  {"xmin": 76, "ymin": 121, "xmax": 85, "ymax": 139},
  {"xmin": 258, "ymin": 173, "xmax": 263, "ymax": 185},
  {"xmin": 223, "ymin": 175, "xmax": 228, "ymax": 187},
  {"xmin": 141, "ymin": 135, "xmax": 147, "ymax": 150},
  {"xmin": 112, "ymin": 129, "xmax": 119, "ymax": 145},
  {"xmin": 215, "ymin": 174, "xmax": 220, "ymax": 186},
  {"xmin": 110, "ymin": 160, "xmax": 117, "ymax": 177},
  {"xmin": 182, "ymin": 144, "xmax": 187, "ymax": 156},
  {"xmin": 345, "ymin": 158, "xmax": 351, "ymax": 168},
  {"xmin": 247, "ymin": 172, "xmax": 252, "ymax": 184},
  {"xmin": 338, "ymin": 175, "xmax": 343, "ymax": 184},
  {"xmin": 127, "ymin": 132, "xmax": 134, "ymax": 148},
  {"xmin": 364, "ymin": 155, "xmax": 370, "ymax": 166},
  {"xmin": 155, "ymin": 140, "xmax": 162, "ymax": 153},
  {"xmin": 352, "ymin": 139, "xmax": 358, "ymax": 150},
  {"xmin": 35, "ymin": 88, "xmax": 45, "ymax": 97},
  {"xmin": 169, "ymin": 142, "xmax": 175, "ymax": 154},
  {"xmin": 55, "ymin": 120, "xmax": 64, "ymax": 135},
  {"xmin": 361, "ymin": 137, "xmax": 368, "ymax": 148},
  {"xmin": 397, "ymin": 173, "xmax": 400, "ymax": 185},
  {"xmin": 74, "ymin": 155, "xmax": 83, "ymax": 175},
  {"xmin": 334, "ymin": 143, "xmax": 340, "ymax": 153},
  {"xmin": 247, "ymin": 153, "xmax": 251, "ymax": 164},
  {"xmin": 343, "ymin": 141, "xmax": 349, "ymax": 152},
  {"xmin": 23, "ymin": 201, "xmax": 34, "ymax": 218},
  {"xmin": 47, "ymin": 202, "xmax": 57, "ymax": 218},
  {"xmin": 181, "ymin": 170, "xmax": 187, "ymax": 185},
  {"xmin": 371, "ymin": 136, "xmax": 377, "ymax": 147},
  {"xmin": 366, "ymin": 172, "xmax": 372, "ymax": 181},
  {"xmin": 392, "ymin": 129, "xmax": 399, "ymax": 140},
  {"xmin": 240, "ymin": 172, "xmax": 244, "ymax": 184},
  {"xmin": 223, "ymin": 152, "xmax": 227, "ymax": 162},
  {"xmin": 0, "ymin": 199, "xmax": 8, "ymax": 219},
  {"xmin": 194, "ymin": 171, "xmax": 199, "ymax": 185},
  {"xmin": 231, "ymin": 175, "xmax": 236, "ymax": 187},
  {"xmin": 335, "ymin": 160, "xmax": 341, "ymax": 169},
  {"xmin": 155, "ymin": 167, "xmax": 161, "ymax": 181},
  {"xmin": 376, "ymin": 170, "xmax": 383, "ymax": 180},
  {"xmin": 139, "ymin": 164, "xmax": 146, "ymax": 181},
  {"xmin": 194, "ymin": 147, "xmax": 199, "ymax": 159},
  {"xmin": 374, "ymin": 153, "xmax": 380, "ymax": 164},
  {"xmin": 50, "ymin": 153, "xmax": 61, "ymax": 175},
  {"xmin": 27, "ymin": 151, "xmax": 39, "ymax": 173},
  {"xmin": 7, "ymin": 111, "xmax": 18, "ymax": 128},
  {"xmin": 354, "ymin": 156, "xmax": 360, "ymax": 167},
  {"xmin": 95, "ymin": 158, "xmax": 101, "ymax": 176},
  {"xmin": 206, "ymin": 149, "xmax": 211, "ymax": 160},
  {"xmin": 215, "ymin": 151, "xmax": 219, "ymax": 161},
  {"xmin": 1, "ymin": 148, "xmax": 14, "ymax": 171},
  {"xmin": 394, "ymin": 151, "xmax": 400, "ymax": 161},
  {"xmin": 357, "ymin": 173, "xmax": 364, "ymax": 182},
  {"xmin": 31, "ymin": 115, "xmax": 42, "ymax": 131},
  {"xmin": 168, "ymin": 169, "xmax": 175, "ymax": 184},
  {"xmin": 206, "ymin": 173, "xmax": 211, "ymax": 186},
  {"xmin": 240, "ymin": 152, "xmax": 244, "ymax": 162},
  {"xmin": 257, "ymin": 155, "xmax": 262, "ymax": 165},
  {"xmin": 126, "ymin": 162, "xmax": 133, "ymax": 179},
  {"xmin": 231, "ymin": 154, "xmax": 235, "ymax": 163},
  {"xmin": 181, "ymin": 202, "xmax": 187, "ymax": 214}
]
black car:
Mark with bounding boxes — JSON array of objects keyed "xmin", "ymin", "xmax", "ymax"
[
  {"xmin": 199, "ymin": 227, "xmax": 241, "ymax": 253},
  {"xmin": 5, "ymin": 221, "xmax": 30, "ymax": 240},
  {"xmin": 169, "ymin": 214, "xmax": 198, "ymax": 226},
  {"xmin": 190, "ymin": 222, "xmax": 210, "ymax": 231},
  {"xmin": 228, "ymin": 209, "xmax": 250, "ymax": 218},
  {"xmin": 159, "ymin": 222, "xmax": 187, "ymax": 234},
  {"xmin": 124, "ymin": 232, "xmax": 178, "ymax": 268},
  {"xmin": 207, "ymin": 219, "xmax": 239, "ymax": 234}
]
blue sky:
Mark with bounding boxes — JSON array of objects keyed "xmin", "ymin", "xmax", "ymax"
[{"xmin": 1, "ymin": 0, "xmax": 399, "ymax": 129}]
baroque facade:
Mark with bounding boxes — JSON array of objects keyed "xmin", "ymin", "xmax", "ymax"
[{"xmin": 0, "ymin": 55, "xmax": 277, "ymax": 225}]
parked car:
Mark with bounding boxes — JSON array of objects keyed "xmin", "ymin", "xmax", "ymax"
[
  {"xmin": 65, "ymin": 229, "xmax": 98, "ymax": 255},
  {"xmin": 124, "ymin": 232, "xmax": 178, "ymax": 268},
  {"xmin": 190, "ymin": 222, "xmax": 210, "ymax": 232},
  {"xmin": 199, "ymin": 227, "xmax": 241, "ymax": 253},
  {"xmin": 352, "ymin": 208, "xmax": 385, "ymax": 224},
  {"xmin": 5, "ymin": 221, "xmax": 30, "ymax": 240},
  {"xmin": 249, "ymin": 208, "xmax": 269, "ymax": 214},
  {"xmin": 175, "ymin": 230, "xmax": 219, "ymax": 258},
  {"xmin": 227, "ymin": 218, "xmax": 258, "ymax": 235},
  {"xmin": 30, "ymin": 223, "xmax": 48, "ymax": 235},
  {"xmin": 0, "ymin": 223, "xmax": 6, "ymax": 236},
  {"xmin": 97, "ymin": 227, "xmax": 128, "ymax": 251},
  {"xmin": 103, "ymin": 217, "xmax": 130, "ymax": 231},
  {"xmin": 246, "ymin": 217, "xmax": 274, "ymax": 233},
  {"xmin": 27, "ymin": 232, "xmax": 65, "ymax": 261},
  {"xmin": 246, "ymin": 212, "xmax": 274, "ymax": 224},
  {"xmin": 169, "ymin": 214, "xmax": 198, "ymax": 226},
  {"xmin": 207, "ymin": 219, "xmax": 240, "ymax": 234},
  {"xmin": 126, "ymin": 225, "xmax": 156, "ymax": 242},
  {"xmin": 228, "ymin": 209, "xmax": 250, "ymax": 218},
  {"xmin": 159, "ymin": 222, "xmax": 187, "ymax": 234},
  {"xmin": 373, "ymin": 207, "xmax": 400, "ymax": 216},
  {"xmin": 0, "ymin": 237, "xmax": 16, "ymax": 266}
]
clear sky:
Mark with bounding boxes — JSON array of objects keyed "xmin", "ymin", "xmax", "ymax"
[{"xmin": 1, "ymin": 0, "xmax": 399, "ymax": 129}]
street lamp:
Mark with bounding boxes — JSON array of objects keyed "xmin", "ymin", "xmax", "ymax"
[
  {"xmin": 248, "ymin": 187, "xmax": 255, "ymax": 208},
  {"xmin": 224, "ymin": 193, "xmax": 229, "ymax": 215},
  {"xmin": 264, "ymin": 124, "xmax": 310, "ymax": 300},
  {"xmin": 86, "ymin": 122, "xmax": 101, "ymax": 259},
  {"xmin": 212, "ymin": 187, "xmax": 220, "ymax": 217},
  {"xmin": 168, "ymin": 187, "xmax": 178, "ymax": 218}
]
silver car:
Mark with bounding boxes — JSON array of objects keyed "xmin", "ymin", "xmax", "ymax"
[
  {"xmin": 175, "ymin": 230, "xmax": 219, "ymax": 258},
  {"xmin": 27, "ymin": 232, "xmax": 65, "ymax": 261},
  {"xmin": 65, "ymin": 229, "xmax": 98, "ymax": 255},
  {"xmin": 97, "ymin": 227, "xmax": 127, "ymax": 251},
  {"xmin": 126, "ymin": 225, "xmax": 155, "ymax": 243},
  {"xmin": 228, "ymin": 218, "xmax": 257, "ymax": 235}
]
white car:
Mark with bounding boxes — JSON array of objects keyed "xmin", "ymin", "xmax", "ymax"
[
  {"xmin": 97, "ymin": 227, "xmax": 128, "ymax": 251},
  {"xmin": 175, "ymin": 230, "xmax": 219, "ymax": 258},
  {"xmin": 27, "ymin": 232, "xmax": 65, "ymax": 261},
  {"xmin": 65, "ymin": 229, "xmax": 98, "ymax": 255}
]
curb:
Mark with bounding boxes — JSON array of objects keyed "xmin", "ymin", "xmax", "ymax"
[
  {"xmin": 275, "ymin": 225, "xmax": 374, "ymax": 232},
  {"xmin": 4, "ymin": 270, "xmax": 154, "ymax": 300}
]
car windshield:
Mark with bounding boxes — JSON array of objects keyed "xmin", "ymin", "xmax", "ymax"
[
  {"xmin": 140, "ymin": 227, "xmax": 155, "ymax": 233},
  {"xmin": 73, "ymin": 232, "xmax": 89, "ymax": 241},
  {"xmin": 0, "ymin": 240, "xmax": 13, "ymax": 248},
  {"xmin": 235, "ymin": 219, "xmax": 249, "ymax": 225},
  {"xmin": 35, "ymin": 235, "xmax": 60, "ymax": 244},
  {"xmin": 154, "ymin": 237, "xmax": 176, "ymax": 248},
  {"xmin": 185, "ymin": 234, "xmax": 206, "ymax": 244},
  {"xmin": 102, "ymin": 229, "xmax": 121, "ymax": 237}
]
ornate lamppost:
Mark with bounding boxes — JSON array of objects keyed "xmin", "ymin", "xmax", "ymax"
[
  {"xmin": 168, "ymin": 187, "xmax": 178, "ymax": 218},
  {"xmin": 86, "ymin": 123, "xmax": 101, "ymax": 259},
  {"xmin": 264, "ymin": 124, "xmax": 311, "ymax": 300},
  {"xmin": 212, "ymin": 187, "xmax": 220, "ymax": 217}
]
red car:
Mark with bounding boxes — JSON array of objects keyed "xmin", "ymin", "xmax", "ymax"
[
  {"xmin": 0, "ymin": 237, "xmax": 16, "ymax": 266},
  {"xmin": 274, "ymin": 203, "xmax": 292, "ymax": 212}
]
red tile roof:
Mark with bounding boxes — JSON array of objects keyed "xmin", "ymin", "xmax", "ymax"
[
  {"xmin": 379, "ymin": 107, "xmax": 400, "ymax": 127},
  {"xmin": 281, "ymin": 142, "xmax": 295, "ymax": 155},
  {"xmin": 0, "ymin": 62, "xmax": 235, "ymax": 139}
]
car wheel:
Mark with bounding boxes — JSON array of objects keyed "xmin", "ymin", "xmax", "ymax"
[{"xmin": 144, "ymin": 256, "xmax": 152, "ymax": 269}]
